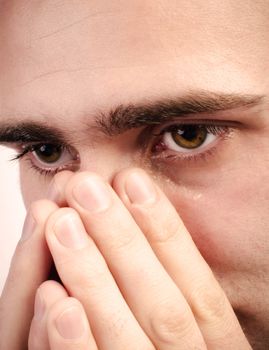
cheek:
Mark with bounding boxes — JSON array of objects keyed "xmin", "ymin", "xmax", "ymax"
[{"xmin": 163, "ymin": 169, "xmax": 269, "ymax": 274}]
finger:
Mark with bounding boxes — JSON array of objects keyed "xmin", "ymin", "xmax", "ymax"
[
  {"xmin": 28, "ymin": 281, "xmax": 68, "ymax": 350},
  {"xmin": 46, "ymin": 171, "xmax": 75, "ymax": 283},
  {"xmin": 47, "ymin": 297, "xmax": 98, "ymax": 350},
  {"xmin": 45, "ymin": 208, "xmax": 154, "ymax": 350},
  {"xmin": 0, "ymin": 200, "xmax": 58, "ymax": 350},
  {"xmin": 113, "ymin": 168, "xmax": 252, "ymax": 349},
  {"xmin": 47, "ymin": 170, "xmax": 75, "ymax": 206},
  {"xmin": 62, "ymin": 172, "xmax": 206, "ymax": 350}
]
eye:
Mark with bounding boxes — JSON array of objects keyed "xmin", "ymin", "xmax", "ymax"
[
  {"xmin": 151, "ymin": 123, "xmax": 232, "ymax": 160},
  {"xmin": 163, "ymin": 125, "xmax": 209, "ymax": 151},
  {"xmin": 33, "ymin": 144, "xmax": 64, "ymax": 163},
  {"xmin": 12, "ymin": 143, "xmax": 80, "ymax": 176}
]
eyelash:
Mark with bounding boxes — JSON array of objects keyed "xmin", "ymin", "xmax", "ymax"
[
  {"xmin": 10, "ymin": 122, "xmax": 234, "ymax": 177},
  {"xmin": 11, "ymin": 144, "xmax": 77, "ymax": 178},
  {"xmin": 150, "ymin": 123, "xmax": 232, "ymax": 162}
]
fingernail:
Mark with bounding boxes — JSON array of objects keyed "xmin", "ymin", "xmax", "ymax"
[
  {"xmin": 125, "ymin": 171, "xmax": 156, "ymax": 204},
  {"xmin": 55, "ymin": 306, "xmax": 86, "ymax": 339},
  {"xmin": 34, "ymin": 289, "xmax": 45, "ymax": 320},
  {"xmin": 73, "ymin": 177, "xmax": 111, "ymax": 212},
  {"xmin": 20, "ymin": 212, "xmax": 36, "ymax": 242},
  {"xmin": 53, "ymin": 214, "xmax": 88, "ymax": 249}
]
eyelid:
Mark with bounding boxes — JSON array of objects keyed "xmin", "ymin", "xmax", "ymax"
[
  {"xmin": 148, "ymin": 119, "xmax": 237, "ymax": 149},
  {"xmin": 30, "ymin": 144, "xmax": 74, "ymax": 166},
  {"xmin": 148, "ymin": 119, "xmax": 237, "ymax": 164},
  {"xmin": 12, "ymin": 142, "xmax": 80, "ymax": 177},
  {"xmin": 151, "ymin": 118, "xmax": 240, "ymax": 135},
  {"xmin": 161, "ymin": 131, "xmax": 217, "ymax": 154}
]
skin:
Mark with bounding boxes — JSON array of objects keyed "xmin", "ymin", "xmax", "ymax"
[{"xmin": 0, "ymin": 0, "xmax": 269, "ymax": 349}]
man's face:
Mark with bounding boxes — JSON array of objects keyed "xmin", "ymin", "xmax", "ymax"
[{"xmin": 0, "ymin": 0, "xmax": 269, "ymax": 347}]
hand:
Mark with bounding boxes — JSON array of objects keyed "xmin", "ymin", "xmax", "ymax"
[
  {"xmin": 0, "ymin": 171, "xmax": 73, "ymax": 350},
  {"xmin": 0, "ymin": 199, "xmax": 58, "ymax": 349},
  {"xmin": 30, "ymin": 168, "xmax": 252, "ymax": 349},
  {"xmin": 2, "ymin": 168, "xmax": 252, "ymax": 349}
]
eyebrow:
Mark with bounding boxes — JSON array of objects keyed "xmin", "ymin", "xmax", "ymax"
[{"xmin": 0, "ymin": 91, "xmax": 264, "ymax": 144}]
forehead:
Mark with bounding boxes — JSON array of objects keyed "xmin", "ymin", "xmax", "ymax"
[{"xmin": 0, "ymin": 0, "xmax": 269, "ymax": 122}]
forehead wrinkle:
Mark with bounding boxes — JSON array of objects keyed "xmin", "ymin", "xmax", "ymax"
[
  {"xmin": 19, "ymin": 60, "xmax": 174, "ymax": 87},
  {"xmin": 32, "ymin": 9, "xmax": 121, "ymax": 42},
  {"xmin": 19, "ymin": 68, "xmax": 91, "ymax": 87}
]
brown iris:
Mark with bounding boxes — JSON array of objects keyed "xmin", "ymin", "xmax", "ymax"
[
  {"xmin": 35, "ymin": 144, "xmax": 62, "ymax": 163},
  {"xmin": 171, "ymin": 125, "xmax": 207, "ymax": 149}
]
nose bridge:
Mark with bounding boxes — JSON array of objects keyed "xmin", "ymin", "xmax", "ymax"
[{"xmin": 79, "ymin": 143, "xmax": 137, "ymax": 184}]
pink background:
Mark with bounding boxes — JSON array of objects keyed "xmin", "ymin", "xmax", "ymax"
[{"xmin": 0, "ymin": 147, "xmax": 26, "ymax": 294}]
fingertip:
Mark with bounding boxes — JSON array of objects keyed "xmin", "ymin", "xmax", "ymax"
[
  {"xmin": 47, "ymin": 297, "xmax": 97, "ymax": 349},
  {"xmin": 33, "ymin": 280, "xmax": 69, "ymax": 321},
  {"xmin": 113, "ymin": 167, "xmax": 159, "ymax": 206},
  {"xmin": 55, "ymin": 304, "xmax": 86, "ymax": 340},
  {"xmin": 47, "ymin": 170, "xmax": 75, "ymax": 205},
  {"xmin": 38, "ymin": 280, "xmax": 68, "ymax": 298},
  {"xmin": 29, "ymin": 281, "xmax": 69, "ymax": 349},
  {"xmin": 44, "ymin": 207, "xmax": 80, "ymax": 242},
  {"xmin": 31, "ymin": 199, "xmax": 59, "ymax": 225}
]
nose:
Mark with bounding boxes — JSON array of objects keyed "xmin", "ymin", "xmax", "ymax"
[
  {"xmin": 78, "ymin": 140, "xmax": 142, "ymax": 184},
  {"xmin": 44, "ymin": 141, "xmax": 144, "ymax": 206}
]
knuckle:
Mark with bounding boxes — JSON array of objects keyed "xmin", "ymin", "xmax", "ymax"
[
  {"xmin": 159, "ymin": 215, "xmax": 180, "ymax": 243},
  {"xmin": 100, "ymin": 211, "xmax": 139, "ymax": 251},
  {"xmin": 74, "ymin": 263, "xmax": 108, "ymax": 291},
  {"xmin": 150, "ymin": 302, "xmax": 193, "ymax": 344},
  {"xmin": 109, "ymin": 227, "xmax": 138, "ymax": 251},
  {"xmin": 149, "ymin": 209, "xmax": 180, "ymax": 244},
  {"xmin": 56, "ymin": 252, "xmax": 109, "ymax": 295},
  {"xmin": 192, "ymin": 278, "xmax": 228, "ymax": 321}
]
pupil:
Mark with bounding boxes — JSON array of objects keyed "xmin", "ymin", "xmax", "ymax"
[
  {"xmin": 180, "ymin": 126, "xmax": 199, "ymax": 141},
  {"xmin": 172, "ymin": 126, "xmax": 207, "ymax": 149},
  {"xmin": 36, "ymin": 144, "xmax": 61, "ymax": 163}
]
